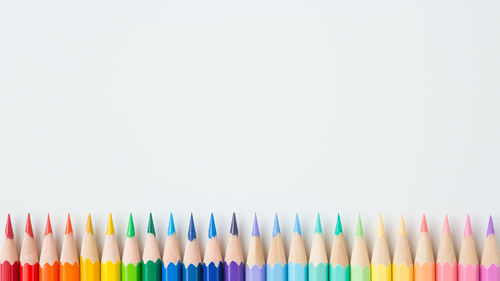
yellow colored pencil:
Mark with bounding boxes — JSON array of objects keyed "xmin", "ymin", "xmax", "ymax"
[
  {"xmin": 392, "ymin": 215, "xmax": 413, "ymax": 281},
  {"xmin": 102, "ymin": 214, "xmax": 121, "ymax": 281},
  {"xmin": 81, "ymin": 214, "xmax": 100, "ymax": 281},
  {"xmin": 371, "ymin": 214, "xmax": 391, "ymax": 281}
]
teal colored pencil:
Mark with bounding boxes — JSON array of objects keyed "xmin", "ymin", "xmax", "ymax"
[
  {"xmin": 309, "ymin": 214, "xmax": 328, "ymax": 281},
  {"xmin": 142, "ymin": 213, "xmax": 162, "ymax": 281},
  {"xmin": 329, "ymin": 214, "xmax": 350, "ymax": 281}
]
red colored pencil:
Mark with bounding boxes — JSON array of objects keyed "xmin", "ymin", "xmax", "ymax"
[
  {"xmin": 0, "ymin": 214, "xmax": 20, "ymax": 281},
  {"xmin": 20, "ymin": 214, "xmax": 39, "ymax": 281}
]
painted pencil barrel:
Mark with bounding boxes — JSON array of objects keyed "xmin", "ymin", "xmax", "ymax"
[
  {"xmin": 203, "ymin": 262, "xmax": 223, "ymax": 281},
  {"xmin": 328, "ymin": 264, "xmax": 349, "ymax": 281},
  {"xmin": 371, "ymin": 264, "xmax": 390, "ymax": 281},
  {"xmin": 436, "ymin": 263, "xmax": 457, "ymax": 281},
  {"xmin": 162, "ymin": 262, "xmax": 182, "ymax": 281},
  {"xmin": 81, "ymin": 258, "xmax": 100, "ymax": 281},
  {"xmin": 40, "ymin": 263, "xmax": 60, "ymax": 281},
  {"xmin": 142, "ymin": 260, "xmax": 161, "ymax": 281},
  {"xmin": 266, "ymin": 264, "xmax": 287, "ymax": 281},
  {"xmin": 183, "ymin": 264, "xmax": 202, "ymax": 281},
  {"xmin": 225, "ymin": 262, "xmax": 244, "ymax": 281},
  {"xmin": 392, "ymin": 264, "xmax": 413, "ymax": 281},
  {"xmin": 308, "ymin": 264, "xmax": 327, "ymax": 281},
  {"xmin": 458, "ymin": 265, "xmax": 478, "ymax": 281},
  {"xmin": 288, "ymin": 263, "xmax": 306, "ymax": 281},
  {"xmin": 480, "ymin": 265, "xmax": 500, "ymax": 281},
  {"xmin": 60, "ymin": 263, "xmax": 79, "ymax": 281},
  {"xmin": 414, "ymin": 263, "xmax": 434, "ymax": 281},
  {"xmin": 102, "ymin": 262, "xmax": 121, "ymax": 281},
  {"xmin": 350, "ymin": 265, "xmax": 370, "ymax": 281},
  {"xmin": 21, "ymin": 263, "xmax": 39, "ymax": 281},
  {"xmin": 1, "ymin": 261, "xmax": 20, "ymax": 281},
  {"xmin": 122, "ymin": 263, "xmax": 141, "ymax": 281},
  {"xmin": 246, "ymin": 265, "xmax": 265, "ymax": 281}
]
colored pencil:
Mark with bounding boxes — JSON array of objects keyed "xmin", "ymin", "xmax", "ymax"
[
  {"xmin": 183, "ymin": 214, "xmax": 202, "ymax": 281},
  {"xmin": 20, "ymin": 214, "xmax": 39, "ymax": 281},
  {"xmin": 458, "ymin": 215, "xmax": 478, "ymax": 281},
  {"xmin": 102, "ymin": 214, "xmax": 121, "ymax": 281},
  {"xmin": 246, "ymin": 214, "xmax": 266, "ymax": 281},
  {"xmin": 414, "ymin": 215, "xmax": 434, "ymax": 281},
  {"xmin": 225, "ymin": 213, "xmax": 245, "ymax": 281},
  {"xmin": 162, "ymin": 214, "xmax": 182, "ymax": 281},
  {"xmin": 122, "ymin": 214, "xmax": 141, "ymax": 281},
  {"xmin": 309, "ymin": 214, "xmax": 327, "ymax": 281},
  {"xmin": 60, "ymin": 214, "xmax": 79, "ymax": 281},
  {"xmin": 203, "ymin": 213, "xmax": 223, "ymax": 281},
  {"xmin": 288, "ymin": 214, "xmax": 307, "ymax": 281},
  {"xmin": 436, "ymin": 215, "xmax": 457, "ymax": 281},
  {"xmin": 266, "ymin": 214, "xmax": 287, "ymax": 281},
  {"xmin": 1, "ymin": 214, "xmax": 20, "ymax": 281},
  {"xmin": 371, "ymin": 214, "xmax": 391, "ymax": 281},
  {"xmin": 350, "ymin": 215, "xmax": 369, "ymax": 281},
  {"xmin": 329, "ymin": 214, "xmax": 349, "ymax": 281},
  {"xmin": 81, "ymin": 214, "xmax": 100, "ymax": 281},
  {"xmin": 480, "ymin": 216, "xmax": 500, "ymax": 281},
  {"xmin": 392, "ymin": 215, "xmax": 413, "ymax": 281},
  {"xmin": 40, "ymin": 215, "xmax": 59, "ymax": 281},
  {"xmin": 143, "ymin": 214, "xmax": 161, "ymax": 281}
]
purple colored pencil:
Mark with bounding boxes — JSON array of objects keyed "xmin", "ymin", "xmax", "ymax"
[
  {"xmin": 225, "ymin": 213, "xmax": 245, "ymax": 281},
  {"xmin": 480, "ymin": 216, "xmax": 500, "ymax": 281}
]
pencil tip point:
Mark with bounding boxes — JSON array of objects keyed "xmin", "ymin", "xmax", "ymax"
[
  {"xmin": 487, "ymin": 215, "xmax": 495, "ymax": 236},
  {"xmin": 65, "ymin": 213, "xmax": 73, "ymax": 234},
  {"xmin": 147, "ymin": 213, "xmax": 156, "ymax": 235},
  {"xmin": 5, "ymin": 214, "xmax": 13, "ymax": 239},
  {"xmin": 208, "ymin": 213, "xmax": 217, "ymax": 238},
  {"xmin": 398, "ymin": 215, "xmax": 407, "ymax": 236},
  {"xmin": 464, "ymin": 215, "xmax": 472, "ymax": 237},
  {"xmin": 314, "ymin": 213, "xmax": 322, "ymax": 234},
  {"xmin": 25, "ymin": 213, "xmax": 34, "ymax": 237},
  {"xmin": 45, "ymin": 214, "xmax": 53, "ymax": 235},
  {"xmin": 188, "ymin": 213, "xmax": 196, "ymax": 241},
  {"xmin": 230, "ymin": 212, "xmax": 238, "ymax": 236},
  {"xmin": 252, "ymin": 214, "xmax": 260, "ymax": 237},
  {"xmin": 334, "ymin": 213, "xmax": 343, "ymax": 235},
  {"xmin": 167, "ymin": 213, "xmax": 176, "ymax": 236},
  {"xmin": 272, "ymin": 214, "xmax": 281, "ymax": 237},
  {"xmin": 294, "ymin": 213, "xmax": 302, "ymax": 235},
  {"xmin": 420, "ymin": 214, "xmax": 428, "ymax": 233}
]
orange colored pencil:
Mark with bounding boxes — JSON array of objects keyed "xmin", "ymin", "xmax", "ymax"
[
  {"xmin": 40, "ymin": 215, "xmax": 59, "ymax": 281},
  {"xmin": 60, "ymin": 214, "xmax": 79, "ymax": 281}
]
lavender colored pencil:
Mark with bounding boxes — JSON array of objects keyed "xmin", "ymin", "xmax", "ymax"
[{"xmin": 246, "ymin": 214, "xmax": 266, "ymax": 281}]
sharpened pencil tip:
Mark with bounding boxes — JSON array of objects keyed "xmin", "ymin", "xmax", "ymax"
[
  {"xmin": 45, "ymin": 214, "xmax": 53, "ymax": 236},
  {"xmin": 208, "ymin": 213, "xmax": 217, "ymax": 238},
  {"xmin": 5, "ymin": 214, "xmax": 13, "ymax": 239},
  {"xmin": 188, "ymin": 213, "xmax": 196, "ymax": 241},
  {"xmin": 252, "ymin": 213, "xmax": 260, "ymax": 237},
  {"xmin": 230, "ymin": 212, "xmax": 238, "ymax": 236}
]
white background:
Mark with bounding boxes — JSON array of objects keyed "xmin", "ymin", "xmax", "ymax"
[{"xmin": 1, "ymin": 0, "xmax": 499, "ymax": 261}]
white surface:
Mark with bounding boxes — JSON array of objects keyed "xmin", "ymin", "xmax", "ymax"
[{"xmin": 1, "ymin": 0, "xmax": 499, "ymax": 259}]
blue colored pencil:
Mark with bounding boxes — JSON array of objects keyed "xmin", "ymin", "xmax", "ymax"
[
  {"xmin": 183, "ymin": 214, "xmax": 202, "ymax": 281},
  {"xmin": 162, "ymin": 213, "xmax": 182, "ymax": 281},
  {"xmin": 203, "ymin": 213, "xmax": 223, "ymax": 281}
]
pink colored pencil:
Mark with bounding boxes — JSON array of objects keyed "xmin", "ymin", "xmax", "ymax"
[
  {"xmin": 458, "ymin": 215, "xmax": 478, "ymax": 281},
  {"xmin": 436, "ymin": 215, "xmax": 457, "ymax": 281},
  {"xmin": 480, "ymin": 216, "xmax": 500, "ymax": 281}
]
